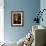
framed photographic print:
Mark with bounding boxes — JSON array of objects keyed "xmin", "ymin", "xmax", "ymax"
[{"xmin": 11, "ymin": 11, "xmax": 24, "ymax": 27}]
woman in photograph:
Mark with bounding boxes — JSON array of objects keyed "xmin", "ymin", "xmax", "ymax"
[{"xmin": 13, "ymin": 14, "xmax": 21, "ymax": 24}]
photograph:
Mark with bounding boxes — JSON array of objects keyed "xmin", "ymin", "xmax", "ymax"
[{"xmin": 11, "ymin": 11, "xmax": 24, "ymax": 27}]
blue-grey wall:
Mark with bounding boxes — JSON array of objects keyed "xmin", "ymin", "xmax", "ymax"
[
  {"xmin": 40, "ymin": 0, "xmax": 46, "ymax": 27},
  {"xmin": 4, "ymin": 0, "xmax": 40, "ymax": 42}
]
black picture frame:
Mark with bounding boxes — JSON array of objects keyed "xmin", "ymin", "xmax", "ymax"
[{"xmin": 11, "ymin": 11, "xmax": 24, "ymax": 27}]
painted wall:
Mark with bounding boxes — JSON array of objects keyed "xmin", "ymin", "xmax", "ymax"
[
  {"xmin": 4, "ymin": 0, "xmax": 40, "ymax": 42},
  {"xmin": 40, "ymin": 0, "xmax": 46, "ymax": 27}
]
